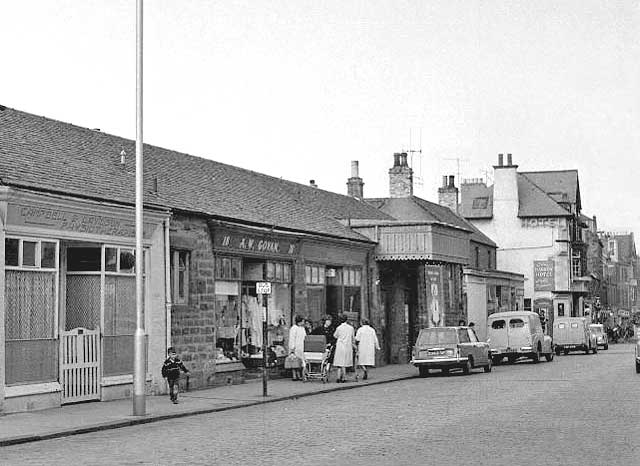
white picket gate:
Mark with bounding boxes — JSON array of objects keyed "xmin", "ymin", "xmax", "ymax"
[{"xmin": 60, "ymin": 328, "xmax": 101, "ymax": 403}]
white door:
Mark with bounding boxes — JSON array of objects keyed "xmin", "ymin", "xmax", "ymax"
[{"xmin": 60, "ymin": 327, "xmax": 101, "ymax": 403}]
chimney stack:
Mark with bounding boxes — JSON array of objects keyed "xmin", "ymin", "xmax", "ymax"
[
  {"xmin": 346, "ymin": 161, "xmax": 365, "ymax": 199},
  {"xmin": 389, "ymin": 152, "xmax": 413, "ymax": 198},
  {"xmin": 438, "ymin": 174, "xmax": 459, "ymax": 213}
]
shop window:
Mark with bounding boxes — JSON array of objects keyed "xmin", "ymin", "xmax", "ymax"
[
  {"xmin": 68, "ymin": 247, "xmax": 101, "ymax": 271},
  {"xmin": 524, "ymin": 298, "xmax": 532, "ymax": 312},
  {"xmin": 5, "ymin": 237, "xmax": 59, "ymax": 270},
  {"xmin": 558, "ymin": 303, "xmax": 565, "ymax": 317},
  {"xmin": 305, "ymin": 265, "xmax": 325, "ymax": 285},
  {"xmin": 215, "ymin": 256, "xmax": 241, "ymax": 281},
  {"xmin": 4, "ymin": 237, "xmax": 59, "ymax": 384},
  {"xmin": 172, "ymin": 250, "xmax": 191, "ymax": 304},
  {"xmin": 265, "ymin": 261, "xmax": 292, "ymax": 283}
]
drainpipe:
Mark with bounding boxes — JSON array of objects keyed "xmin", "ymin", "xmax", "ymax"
[{"xmin": 164, "ymin": 218, "xmax": 172, "ymax": 351}]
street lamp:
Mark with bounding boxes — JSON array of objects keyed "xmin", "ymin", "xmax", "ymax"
[{"xmin": 133, "ymin": 0, "xmax": 146, "ymax": 416}]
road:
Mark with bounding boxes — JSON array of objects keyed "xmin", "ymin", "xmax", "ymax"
[{"xmin": 3, "ymin": 344, "xmax": 639, "ymax": 466}]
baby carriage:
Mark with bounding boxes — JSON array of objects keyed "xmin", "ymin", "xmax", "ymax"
[{"xmin": 303, "ymin": 335, "xmax": 332, "ymax": 383}]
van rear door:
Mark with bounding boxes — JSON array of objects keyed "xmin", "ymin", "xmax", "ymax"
[
  {"xmin": 507, "ymin": 317, "xmax": 530, "ymax": 350},
  {"xmin": 488, "ymin": 318, "xmax": 508, "ymax": 350},
  {"xmin": 555, "ymin": 321, "xmax": 569, "ymax": 345}
]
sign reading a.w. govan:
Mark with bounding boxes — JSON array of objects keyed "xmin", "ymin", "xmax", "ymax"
[{"xmin": 533, "ymin": 260, "xmax": 555, "ymax": 291}]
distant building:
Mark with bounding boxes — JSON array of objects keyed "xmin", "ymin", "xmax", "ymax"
[
  {"xmin": 460, "ymin": 154, "xmax": 588, "ymax": 332},
  {"xmin": 598, "ymin": 231, "xmax": 638, "ymax": 324}
]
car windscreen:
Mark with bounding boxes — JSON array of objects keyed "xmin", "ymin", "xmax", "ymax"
[
  {"xmin": 417, "ymin": 328, "xmax": 458, "ymax": 345},
  {"xmin": 590, "ymin": 326, "xmax": 603, "ymax": 334}
]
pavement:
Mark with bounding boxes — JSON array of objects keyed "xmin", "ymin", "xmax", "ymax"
[{"xmin": 0, "ymin": 363, "xmax": 416, "ymax": 447}]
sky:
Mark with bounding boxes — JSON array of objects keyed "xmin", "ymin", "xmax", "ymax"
[{"xmin": 2, "ymin": 0, "xmax": 639, "ymax": 239}]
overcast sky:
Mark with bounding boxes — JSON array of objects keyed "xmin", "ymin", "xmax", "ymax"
[{"xmin": 2, "ymin": 0, "xmax": 639, "ymax": 239}]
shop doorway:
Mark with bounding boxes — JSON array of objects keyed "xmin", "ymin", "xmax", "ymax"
[{"xmin": 62, "ymin": 245, "xmax": 102, "ymax": 403}]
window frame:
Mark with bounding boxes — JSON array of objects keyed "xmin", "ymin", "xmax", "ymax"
[
  {"xmin": 172, "ymin": 249, "xmax": 191, "ymax": 304},
  {"xmin": 4, "ymin": 236, "xmax": 60, "ymax": 340}
]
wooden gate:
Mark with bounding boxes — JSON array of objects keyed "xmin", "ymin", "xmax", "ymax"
[{"xmin": 60, "ymin": 328, "xmax": 101, "ymax": 403}]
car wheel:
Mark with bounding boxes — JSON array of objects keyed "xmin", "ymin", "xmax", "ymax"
[
  {"xmin": 584, "ymin": 345, "xmax": 590, "ymax": 355},
  {"xmin": 545, "ymin": 351, "xmax": 554, "ymax": 362},
  {"xmin": 418, "ymin": 366, "xmax": 430, "ymax": 377},
  {"xmin": 604, "ymin": 344, "xmax": 609, "ymax": 350},
  {"xmin": 463, "ymin": 358, "xmax": 472, "ymax": 375},
  {"xmin": 636, "ymin": 361, "xmax": 640, "ymax": 374},
  {"xmin": 484, "ymin": 359, "xmax": 492, "ymax": 373},
  {"xmin": 532, "ymin": 347, "xmax": 541, "ymax": 363}
]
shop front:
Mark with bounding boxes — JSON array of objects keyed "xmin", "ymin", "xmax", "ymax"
[
  {"xmin": 210, "ymin": 224, "xmax": 300, "ymax": 374},
  {"xmin": 0, "ymin": 188, "xmax": 169, "ymax": 413}
]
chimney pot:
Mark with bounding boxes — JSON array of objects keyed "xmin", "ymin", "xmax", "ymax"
[
  {"xmin": 448, "ymin": 175, "xmax": 455, "ymax": 188},
  {"xmin": 309, "ymin": 179, "xmax": 317, "ymax": 188},
  {"xmin": 498, "ymin": 153, "xmax": 504, "ymax": 166},
  {"xmin": 507, "ymin": 153, "xmax": 512, "ymax": 166},
  {"xmin": 350, "ymin": 161, "xmax": 359, "ymax": 178},
  {"xmin": 393, "ymin": 153, "xmax": 401, "ymax": 167},
  {"xmin": 442, "ymin": 176, "xmax": 447, "ymax": 188}
]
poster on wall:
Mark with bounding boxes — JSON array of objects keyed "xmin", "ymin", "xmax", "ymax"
[
  {"xmin": 533, "ymin": 260, "xmax": 555, "ymax": 291},
  {"xmin": 426, "ymin": 265, "xmax": 445, "ymax": 327}
]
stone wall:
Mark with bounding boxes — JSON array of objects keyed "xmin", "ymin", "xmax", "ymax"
[{"xmin": 170, "ymin": 214, "xmax": 218, "ymax": 390}]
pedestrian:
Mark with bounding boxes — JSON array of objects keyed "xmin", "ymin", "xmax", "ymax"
[
  {"xmin": 162, "ymin": 347, "xmax": 189, "ymax": 404},
  {"xmin": 333, "ymin": 314, "xmax": 355, "ymax": 383},
  {"xmin": 288, "ymin": 315, "xmax": 307, "ymax": 381},
  {"xmin": 355, "ymin": 318, "xmax": 380, "ymax": 381},
  {"xmin": 311, "ymin": 314, "xmax": 337, "ymax": 363}
]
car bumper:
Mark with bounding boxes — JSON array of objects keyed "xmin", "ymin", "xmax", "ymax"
[
  {"xmin": 490, "ymin": 348, "xmax": 534, "ymax": 356},
  {"xmin": 411, "ymin": 357, "xmax": 468, "ymax": 368}
]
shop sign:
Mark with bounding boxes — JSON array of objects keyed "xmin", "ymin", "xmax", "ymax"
[
  {"xmin": 215, "ymin": 229, "xmax": 297, "ymax": 256},
  {"xmin": 256, "ymin": 282, "xmax": 272, "ymax": 295},
  {"xmin": 533, "ymin": 260, "xmax": 555, "ymax": 291},
  {"xmin": 8, "ymin": 203, "xmax": 153, "ymax": 238},
  {"xmin": 521, "ymin": 218, "xmax": 561, "ymax": 229},
  {"xmin": 426, "ymin": 265, "xmax": 445, "ymax": 327}
]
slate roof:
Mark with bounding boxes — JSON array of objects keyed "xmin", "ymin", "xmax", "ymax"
[
  {"xmin": 460, "ymin": 172, "xmax": 574, "ymax": 220},
  {"xmin": 0, "ymin": 106, "xmax": 391, "ymax": 242},
  {"xmin": 520, "ymin": 170, "xmax": 580, "ymax": 210},
  {"xmin": 365, "ymin": 196, "xmax": 497, "ymax": 247}
]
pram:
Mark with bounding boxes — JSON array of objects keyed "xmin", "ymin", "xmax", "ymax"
[{"xmin": 302, "ymin": 335, "xmax": 332, "ymax": 383}]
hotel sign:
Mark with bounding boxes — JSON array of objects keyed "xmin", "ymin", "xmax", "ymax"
[
  {"xmin": 534, "ymin": 260, "xmax": 555, "ymax": 291},
  {"xmin": 521, "ymin": 218, "xmax": 562, "ymax": 229}
]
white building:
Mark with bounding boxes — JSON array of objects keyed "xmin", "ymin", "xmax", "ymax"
[{"xmin": 460, "ymin": 154, "xmax": 588, "ymax": 330}]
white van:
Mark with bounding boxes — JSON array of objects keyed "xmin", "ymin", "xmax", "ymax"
[
  {"xmin": 487, "ymin": 311, "xmax": 554, "ymax": 364},
  {"xmin": 553, "ymin": 317, "xmax": 597, "ymax": 355}
]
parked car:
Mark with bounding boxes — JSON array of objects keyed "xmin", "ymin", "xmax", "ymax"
[
  {"xmin": 635, "ymin": 340, "xmax": 640, "ymax": 373},
  {"xmin": 588, "ymin": 324, "xmax": 608, "ymax": 350},
  {"xmin": 411, "ymin": 326, "xmax": 491, "ymax": 376},
  {"xmin": 487, "ymin": 311, "xmax": 554, "ymax": 364},
  {"xmin": 553, "ymin": 317, "xmax": 597, "ymax": 355}
]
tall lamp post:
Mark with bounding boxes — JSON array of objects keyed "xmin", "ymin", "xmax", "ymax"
[{"xmin": 133, "ymin": 0, "xmax": 146, "ymax": 416}]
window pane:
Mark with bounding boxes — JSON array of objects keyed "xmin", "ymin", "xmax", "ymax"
[
  {"xmin": 67, "ymin": 247, "xmax": 101, "ymax": 271},
  {"xmin": 311, "ymin": 267, "xmax": 318, "ymax": 284},
  {"xmin": 318, "ymin": 267, "xmax": 325, "ymax": 285},
  {"xmin": 231, "ymin": 258, "xmax": 240, "ymax": 279},
  {"xmin": 5, "ymin": 238, "xmax": 19, "ymax": 266},
  {"xmin": 284, "ymin": 264, "xmax": 291, "ymax": 283},
  {"xmin": 179, "ymin": 270, "xmax": 185, "ymax": 298},
  {"xmin": 275, "ymin": 262, "xmax": 283, "ymax": 281},
  {"xmin": 105, "ymin": 247, "xmax": 118, "ymax": 272},
  {"xmin": 23, "ymin": 241, "xmax": 36, "ymax": 266},
  {"xmin": 266, "ymin": 262, "xmax": 275, "ymax": 280},
  {"xmin": 120, "ymin": 249, "xmax": 136, "ymax": 273},
  {"xmin": 305, "ymin": 266, "xmax": 311, "ymax": 284},
  {"xmin": 41, "ymin": 242, "xmax": 57, "ymax": 268}
]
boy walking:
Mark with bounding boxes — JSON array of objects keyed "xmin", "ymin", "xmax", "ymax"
[{"xmin": 162, "ymin": 347, "xmax": 189, "ymax": 404}]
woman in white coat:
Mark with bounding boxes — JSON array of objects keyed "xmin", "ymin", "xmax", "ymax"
[
  {"xmin": 333, "ymin": 314, "xmax": 355, "ymax": 383},
  {"xmin": 288, "ymin": 315, "xmax": 307, "ymax": 380},
  {"xmin": 355, "ymin": 318, "xmax": 380, "ymax": 380}
]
